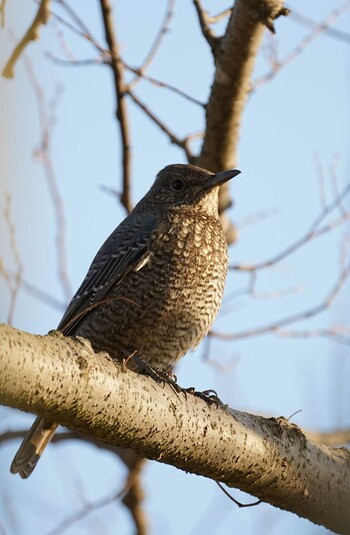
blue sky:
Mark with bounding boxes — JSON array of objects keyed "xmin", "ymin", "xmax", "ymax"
[{"xmin": 0, "ymin": 1, "xmax": 349, "ymax": 534}]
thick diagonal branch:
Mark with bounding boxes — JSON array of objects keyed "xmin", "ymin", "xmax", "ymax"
[{"xmin": 0, "ymin": 324, "xmax": 349, "ymax": 534}]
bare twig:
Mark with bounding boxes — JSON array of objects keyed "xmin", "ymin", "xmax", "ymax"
[
  {"xmin": 2, "ymin": 0, "xmax": 51, "ymax": 78},
  {"xmin": 3, "ymin": 268, "xmax": 66, "ymax": 311},
  {"xmin": 24, "ymin": 57, "xmax": 72, "ymax": 301},
  {"xmin": 193, "ymin": 0, "xmax": 219, "ymax": 53},
  {"xmin": 54, "ymin": 0, "xmax": 94, "ymax": 38},
  {"xmin": 212, "ymin": 260, "xmax": 350, "ymax": 341},
  {"xmin": 127, "ymin": 66, "xmax": 204, "ymax": 107},
  {"xmin": 208, "ymin": 8, "xmax": 232, "ymax": 25},
  {"xmin": 48, "ymin": 483, "xmax": 130, "ymax": 535},
  {"xmin": 140, "ymin": 0, "xmax": 175, "ymax": 72},
  {"xmin": 129, "ymin": 0, "xmax": 175, "ymax": 90},
  {"xmin": 275, "ymin": 326, "xmax": 350, "ymax": 346},
  {"xmin": 47, "ymin": 54, "xmax": 106, "ymax": 67},
  {"xmin": 2, "ymin": 424, "xmax": 147, "ymax": 535},
  {"xmin": 50, "ymin": 5, "xmax": 106, "ymax": 53},
  {"xmin": 236, "ymin": 207, "xmax": 278, "ymax": 230},
  {"xmin": 0, "ymin": 0, "xmax": 7, "ymax": 27},
  {"xmin": 128, "ymin": 90, "xmax": 195, "ymax": 161},
  {"xmin": 252, "ymin": 1, "xmax": 350, "ymax": 91},
  {"xmin": 273, "ymin": 235, "xmax": 350, "ymax": 345},
  {"xmin": 216, "ymin": 482, "xmax": 261, "ymax": 508},
  {"xmin": 329, "ymin": 154, "xmax": 346, "ymax": 217},
  {"xmin": 49, "ymin": 52, "xmax": 204, "ymax": 107},
  {"xmin": 51, "ymin": 2, "xmax": 202, "ymax": 110},
  {"xmin": 99, "ymin": 0, "xmax": 132, "ymax": 213},
  {"xmin": 313, "ymin": 152, "xmax": 327, "ymax": 209},
  {"xmin": 230, "ymin": 181, "xmax": 350, "ymax": 272},
  {"xmin": 1, "ymin": 195, "xmax": 23, "ymax": 324},
  {"xmin": 288, "ymin": 5, "xmax": 350, "ymax": 44},
  {"xmin": 51, "ymin": 17, "xmax": 78, "ymax": 61}
]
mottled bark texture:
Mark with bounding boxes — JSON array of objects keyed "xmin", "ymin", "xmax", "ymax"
[
  {"xmin": 197, "ymin": 0, "xmax": 288, "ymax": 243},
  {"xmin": 0, "ymin": 324, "xmax": 349, "ymax": 534}
]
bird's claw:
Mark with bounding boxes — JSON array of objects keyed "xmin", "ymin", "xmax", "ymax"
[
  {"xmin": 128, "ymin": 355, "xmax": 225, "ymax": 407},
  {"xmin": 184, "ymin": 387, "xmax": 225, "ymax": 407}
]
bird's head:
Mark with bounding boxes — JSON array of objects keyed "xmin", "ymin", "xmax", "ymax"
[{"xmin": 137, "ymin": 164, "xmax": 240, "ymax": 216}]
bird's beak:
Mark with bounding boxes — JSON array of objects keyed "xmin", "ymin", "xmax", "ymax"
[{"xmin": 201, "ymin": 169, "xmax": 241, "ymax": 190}]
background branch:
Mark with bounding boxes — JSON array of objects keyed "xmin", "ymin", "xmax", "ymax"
[
  {"xmin": 2, "ymin": 0, "xmax": 51, "ymax": 78},
  {"xmin": 100, "ymin": 0, "xmax": 132, "ymax": 213}
]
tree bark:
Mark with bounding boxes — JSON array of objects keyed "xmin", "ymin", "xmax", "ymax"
[
  {"xmin": 196, "ymin": 0, "xmax": 288, "ymax": 243},
  {"xmin": 0, "ymin": 323, "xmax": 349, "ymax": 534}
]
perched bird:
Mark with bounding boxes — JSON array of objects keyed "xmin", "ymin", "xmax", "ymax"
[{"xmin": 10, "ymin": 163, "xmax": 240, "ymax": 478}]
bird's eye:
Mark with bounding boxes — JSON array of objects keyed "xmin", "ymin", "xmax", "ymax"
[{"xmin": 170, "ymin": 178, "xmax": 186, "ymax": 191}]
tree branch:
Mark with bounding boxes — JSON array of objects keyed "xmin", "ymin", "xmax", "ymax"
[
  {"xmin": 0, "ymin": 0, "xmax": 7, "ymax": 27},
  {"xmin": 252, "ymin": 0, "xmax": 350, "ymax": 91},
  {"xmin": 128, "ymin": 90, "xmax": 195, "ymax": 162},
  {"xmin": 193, "ymin": 0, "xmax": 220, "ymax": 53},
  {"xmin": 195, "ymin": 0, "xmax": 288, "ymax": 244},
  {"xmin": 99, "ymin": 0, "xmax": 132, "ymax": 213},
  {"xmin": 0, "ymin": 324, "xmax": 349, "ymax": 534},
  {"xmin": 2, "ymin": 0, "xmax": 51, "ymax": 79}
]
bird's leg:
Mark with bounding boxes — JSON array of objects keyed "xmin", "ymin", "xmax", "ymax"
[
  {"xmin": 128, "ymin": 354, "xmax": 182, "ymax": 395},
  {"xmin": 125, "ymin": 353, "xmax": 225, "ymax": 407}
]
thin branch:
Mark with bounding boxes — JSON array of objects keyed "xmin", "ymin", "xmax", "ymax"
[
  {"xmin": 252, "ymin": 1, "xmax": 350, "ymax": 91},
  {"xmin": 193, "ymin": 0, "xmax": 219, "ymax": 53},
  {"xmin": 48, "ymin": 483, "xmax": 130, "ymax": 535},
  {"xmin": 236, "ymin": 207, "xmax": 278, "ymax": 230},
  {"xmin": 1, "ymin": 425, "xmax": 148, "ymax": 534},
  {"xmin": 50, "ymin": 6, "xmax": 106, "ymax": 53},
  {"xmin": 313, "ymin": 151, "xmax": 327, "ymax": 209},
  {"xmin": 24, "ymin": 57, "xmax": 72, "ymax": 301},
  {"xmin": 49, "ymin": 52, "xmax": 204, "ymax": 107},
  {"xmin": 140, "ymin": 0, "xmax": 175, "ymax": 72},
  {"xmin": 129, "ymin": 0, "xmax": 175, "ymax": 90},
  {"xmin": 99, "ymin": 0, "xmax": 132, "ymax": 213},
  {"xmin": 6, "ymin": 269, "xmax": 66, "ymax": 310},
  {"xmin": 48, "ymin": 54, "xmax": 106, "ymax": 67},
  {"xmin": 128, "ymin": 90, "xmax": 194, "ymax": 161},
  {"xmin": 51, "ymin": 2, "xmax": 202, "ymax": 111},
  {"xmin": 275, "ymin": 326, "xmax": 350, "ymax": 346},
  {"xmin": 208, "ymin": 8, "xmax": 232, "ymax": 25},
  {"xmin": 1, "ymin": 195, "xmax": 23, "ymax": 324},
  {"xmin": 212, "ymin": 260, "xmax": 350, "ymax": 341},
  {"xmin": 230, "ymin": 181, "xmax": 350, "ymax": 272},
  {"xmin": 126, "ymin": 66, "xmax": 204, "ymax": 107},
  {"xmin": 288, "ymin": 4, "xmax": 350, "ymax": 44},
  {"xmin": 54, "ymin": 0, "xmax": 92, "ymax": 36},
  {"xmin": 329, "ymin": 154, "xmax": 346, "ymax": 217},
  {"xmin": 51, "ymin": 17, "xmax": 79, "ymax": 62},
  {"xmin": 0, "ymin": 0, "xmax": 7, "ymax": 27},
  {"xmin": 2, "ymin": 0, "xmax": 51, "ymax": 78}
]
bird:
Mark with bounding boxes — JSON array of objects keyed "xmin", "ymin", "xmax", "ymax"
[{"xmin": 10, "ymin": 163, "xmax": 240, "ymax": 478}]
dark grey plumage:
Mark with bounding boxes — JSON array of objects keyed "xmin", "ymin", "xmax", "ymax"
[{"xmin": 10, "ymin": 163, "xmax": 240, "ymax": 478}]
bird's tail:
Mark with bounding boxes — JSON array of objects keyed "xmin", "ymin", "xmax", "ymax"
[{"xmin": 10, "ymin": 417, "xmax": 58, "ymax": 479}]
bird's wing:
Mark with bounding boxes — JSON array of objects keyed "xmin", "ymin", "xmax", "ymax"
[{"xmin": 58, "ymin": 212, "xmax": 157, "ymax": 335}]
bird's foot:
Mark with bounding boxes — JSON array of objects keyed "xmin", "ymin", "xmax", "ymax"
[
  {"xmin": 125, "ymin": 354, "xmax": 225, "ymax": 407},
  {"xmin": 183, "ymin": 387, "xmax": 226, "ymax": 408}
]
